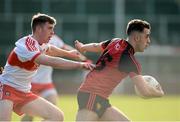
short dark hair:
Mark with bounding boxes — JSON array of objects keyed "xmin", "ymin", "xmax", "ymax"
[
  {"xmin": 126, "ymin": 19, "xmax": 151, "ymax": 36},
  {"xmin": 31, "ymin": 13, "xmax": 56, "ymax": 32}
]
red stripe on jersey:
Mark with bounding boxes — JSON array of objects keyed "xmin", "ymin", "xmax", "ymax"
[
  {"xmin": 25, "ymin": 37, "xmax": 38, "ymax": 52},
  {"xmin": 86, "ymin": 93, "xmax": 96, "ymax": 110},
  {"xmin": 86, "ymin": 94, "xmax": 92, "ymax": 109},
  {"xmin": 89, "ymin": 94, "xmax": 96, "ymax": 110},
  {"xmin": 8, "ymin": 51, "xmax": 41, "ymax": 71}
]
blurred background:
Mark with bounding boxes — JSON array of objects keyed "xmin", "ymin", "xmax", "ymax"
[{"xmin": 0, "ymin": 0, "xmax": 180, "ymax": 95}]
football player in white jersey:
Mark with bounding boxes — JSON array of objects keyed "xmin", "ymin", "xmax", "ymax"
[
  {"xmin": 0, "ymin": 13, "xmax": 94, "ymax": 121},
  {"xmin": 21, "ymin": 34, "xmax": 88, "ymax": 121}
]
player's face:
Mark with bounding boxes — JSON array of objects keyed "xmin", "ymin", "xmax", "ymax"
[
  {"xmin": 137, "ymin": 28, "xmax": 151, "ymax": 52},
  {"xmin": 40, "ymin": 22, "xmax": 55, "ymax": 44}
]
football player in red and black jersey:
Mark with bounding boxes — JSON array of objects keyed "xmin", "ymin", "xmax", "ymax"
[{"xmin": 75, "ymin": 19, "xmax": 164, "ymax": 121}]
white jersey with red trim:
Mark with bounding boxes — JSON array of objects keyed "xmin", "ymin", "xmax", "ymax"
[
  {"xmin": 0, "ymin": 35, "xmax": 49, "ymax": 92},
  {"xmin": 31, "ymin": 35, "xmax": 64, "ymax": 84}
]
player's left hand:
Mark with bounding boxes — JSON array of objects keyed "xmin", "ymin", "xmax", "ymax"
[
  {"xmin": 74, "ymin": 40, "xmax": 85, "ymax": 53},
  {"xmin": 68, "ymin": 50, "xmax": 87, "ymax": 61},
  {"xmin": 80, "ymin": 62, "xmax": 96, "ymax": 70},
  {"xmin": 77, "ymin": 53, "xmax": 87, "ymax": 61}
]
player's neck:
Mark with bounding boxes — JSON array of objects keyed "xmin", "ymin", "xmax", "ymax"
[
  {"xmin": 126, "ymin": 38, "xmax": 136, "ymax": 53},
  {"xmin": 32, "ymin": 34, "xmax": 42, "ymax": 45}
]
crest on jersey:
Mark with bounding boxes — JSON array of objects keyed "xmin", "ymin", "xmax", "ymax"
[
  {"xmin": 96, "ymin": 102, "xmax": 102, "ymax": 110},
  {"xmin": 5, "ymin": 91, "xmax": 10, "ymax": 96},
  {"xmin": 115, "ymin": 43, "xmax": 120, "ymax": 50}
]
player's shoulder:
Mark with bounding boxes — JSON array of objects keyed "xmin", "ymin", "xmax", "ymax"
[
  {"xmin": 15, "ymin": 35, "xmax": 39, "ymax": 52},
  {"xmin": 111, "ymin": 38, "xmax": 122, "ymax": 41},
  {"xmin": 16, "ymin": 35, "xmax": 34, "ymax": 45},
  {"xmin": 108, "ymin": 38, "xmax": 126, "ymax": 49},
  {"xmin": 110, "ymin": 38, "xmax": 126, "ymax": 46},
  {"xmin": 101, "ymin": 38, "xmax": 125, "ymax": 50},
  {"xmin": 101, "ymin": 38, "xmax": 119, "ymax": 46}
]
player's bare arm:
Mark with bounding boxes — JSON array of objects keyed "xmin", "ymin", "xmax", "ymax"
[
  {"xmin": 62, "ymin": 44, "xmax": 87, "ymax": 61},
  {"xmin": 34, "ymin": 54, "xmax": 95, "ymax": 70},
  {"xmin": 46, "ymin": 44, "xmax": 82, "ymax": 60},
  {"xmin": 75, "ymin": 40, "xmax": 103, "ymax": 53},
  {"xmin": 132, "ymin": 75, "xmax": 164, "ymax": 98}
]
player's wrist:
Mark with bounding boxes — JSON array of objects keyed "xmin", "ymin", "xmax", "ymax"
[{"xmin": 78, "ymin": 62, "xmax": 84, "ymax": 69}]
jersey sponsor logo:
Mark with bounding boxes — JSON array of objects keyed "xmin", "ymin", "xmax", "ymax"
[
  {"xmin": 115, "ymin": 43, "xmax": 120, "ymax": 50},
  {"xmin": 25, "ymin": 37, "xmax": 38, "ymax": 52}
]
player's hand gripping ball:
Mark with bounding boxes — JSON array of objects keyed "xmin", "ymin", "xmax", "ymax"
[{"xmin": 135, "ymin": 75, "xmax": 159, "ymax": 97}]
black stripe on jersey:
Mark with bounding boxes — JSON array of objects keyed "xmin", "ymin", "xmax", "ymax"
[
  {"xmin": 101, "ymin": 40, "xmax": 112, "ymax": 49},
  {"xmin": 95, "ymin": 49, "xmax": 113, "ymax": 70}
]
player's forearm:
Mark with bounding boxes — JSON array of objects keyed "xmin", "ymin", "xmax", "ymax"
[
  {"xmin": 35, "ymin": 54, "xmax": 82, "ymax": 69},
  {"xmin": 81, "ymin": 43, "xmax": 102, "ymax": 53},
  {"xmin": 49, "ymin": 57, "xmax": 82, "ymax": 69},
  {"xmin": 48, "ymin": 45, "xmax": 70, "ymax": 57},
  {"xmin": 63, "ymin": 44, "xmax": 75, "ymax": 51},
  {"xmin": 58, "ymin": 50, "xmax": 74, "ymax": 58}
]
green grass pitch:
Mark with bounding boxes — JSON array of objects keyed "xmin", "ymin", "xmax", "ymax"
[{"xmin": 12, "ymin": 95, "xmax": 180, "ymax": 121}]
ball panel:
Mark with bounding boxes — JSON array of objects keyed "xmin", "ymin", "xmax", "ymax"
[{"xmin": 143, "ymin": 75, "xmax": 159, "ymax": 87}]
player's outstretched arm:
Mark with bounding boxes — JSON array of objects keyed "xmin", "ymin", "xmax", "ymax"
[
  {"xmin": 62, "ymin": 43, "xmax": 87, "ymax": 61},
  {"xmin": 46, "ymin": 45, "xmax": 85, "ymax": 60},
  {"xmin": 132, "ymin": 75, "xmax": 164, "ymax": 98},
  {"xmin": 34, "ymin": 54, "xmax": 95, "ymax": 70},
  {"xmin": 75, "ymin": 40, "xmax": 103, "ymax": 53}
]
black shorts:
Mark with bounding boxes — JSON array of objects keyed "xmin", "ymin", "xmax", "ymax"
[{"xmin": 77, "ymin": 91, "xmax": 111, "ymax": 117}]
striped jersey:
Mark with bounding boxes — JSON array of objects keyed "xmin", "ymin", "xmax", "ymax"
[
  {"xmin": 79, "ymin": 38, "xmax": 142, "ymax": 98},
  {"xmin": 0, "ymin": 35, "xmax": 49, "ymax": 92}
]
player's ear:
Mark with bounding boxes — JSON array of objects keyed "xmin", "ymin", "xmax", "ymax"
[
  {"xmin": 135, "ymin": 32, "xmax": 141, "ymax": 42},
  {"xmin": 36, "ymin": 25, "xmax": 42, "ymax": 33}
]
